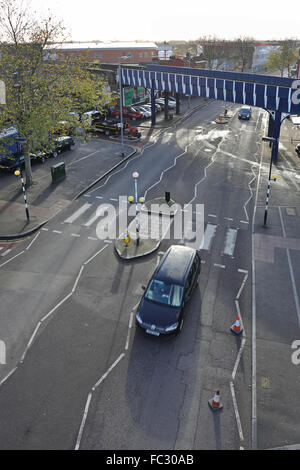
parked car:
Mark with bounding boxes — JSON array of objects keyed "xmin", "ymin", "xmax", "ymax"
[
  {"xmin": 31, "ymin": 136, "xmax": 75, "ymax": 163},
  {"xmin": 136, "ymin": 245, "xmax": 201, "ymax": 336},
  {"xmin": 0, "ymin": 153, "xmax": 27, "ymax": 171},
  {"xmin": 132, "ymin": 106, "xmax": 151, "ymax": 119},
  {"xmin": 82, "ymin": 110, "xmax": 106, "ymax": 126},
  {"xmin": 142, "ymin": 103, "xmax": 161, "ymax": 113},
  {"xmin": 238, "ymin": 105, "xmax": 251, "ymax": 120},
  {"xmin": 295, "ymin": 143, "xmax": 300, "ymax": 156},
  {"xmin": 155, "ymin": 98, "xmax": 176, "ymax": 109},
  {"xmin": 111, "ymin": 106, "xmax": 143, "ymax": 121}
]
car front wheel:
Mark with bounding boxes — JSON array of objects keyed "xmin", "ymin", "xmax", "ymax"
[{"xmin": 53, "ymin": 151, "xmax": 58, "ymax": 158}]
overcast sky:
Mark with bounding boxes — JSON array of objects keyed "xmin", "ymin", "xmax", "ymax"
[{"xmin": 30, "ymin": 0, "xmax": 300, "ymax": 42}]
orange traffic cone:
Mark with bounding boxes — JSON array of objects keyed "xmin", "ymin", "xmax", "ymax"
[
  {"xmin": 208, "ymin": 390, "xmax": 223, "ymax": 411},
  {"xmin": 230, "ymin": 315, "xmax": 243, "ymax": 335}
]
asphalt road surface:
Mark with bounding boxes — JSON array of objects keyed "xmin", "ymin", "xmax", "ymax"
[{"xmin": 0, "ymin": 99, "xmax": 299, "ymax": 450}]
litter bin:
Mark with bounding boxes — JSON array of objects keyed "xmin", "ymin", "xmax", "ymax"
[{"xmin": 51, "ymin": 162, "xmax": 66, "ymax": 183}]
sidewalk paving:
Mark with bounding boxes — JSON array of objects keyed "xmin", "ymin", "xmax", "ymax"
[{"xmin": 0, "ymin": 97, "xmax": 211, "ymax": 240}]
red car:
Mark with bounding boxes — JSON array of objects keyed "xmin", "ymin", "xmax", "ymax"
[{"xmin": 111, "ymin": 106, "xmax": 143, "ymax": 121}]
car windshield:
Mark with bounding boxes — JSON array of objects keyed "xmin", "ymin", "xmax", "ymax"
[{"xmin": 145, "ymin": 279, "xmax": 183, "ymax": 307}]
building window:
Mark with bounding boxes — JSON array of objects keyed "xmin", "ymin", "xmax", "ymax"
[
  {"xmin": 144, "ymin": 52, "xmax": 148, "ymax": 58},
  {"xmin": 99, "ymin": 52, "xmax": 103, "ymax": 59},
  {"xmin": 139, "ymin": 52, "xmax": 143, "ymax": 58}
]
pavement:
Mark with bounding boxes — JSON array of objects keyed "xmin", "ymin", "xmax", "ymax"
[{"xmin": 0, "ymin": 96, "xmax": 208, "ymax": 240}]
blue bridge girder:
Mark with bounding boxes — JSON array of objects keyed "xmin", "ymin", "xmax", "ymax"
[
  {"xmin": 121, "ymin": 64, "xmax": 300, "ymax": 115},
  {"xmin": 121, "ymin": 64, "xmax": 300, "ymax": 161}
]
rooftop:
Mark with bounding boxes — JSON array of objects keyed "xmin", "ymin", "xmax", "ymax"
[{"xmin": 47, "ymin": 41, "xmax": 158, "ymax": 51}]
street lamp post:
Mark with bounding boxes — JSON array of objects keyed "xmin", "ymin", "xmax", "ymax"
[
  {"xmin": 262, "ymin": 136, "xmax": 277, "ymax": 226},
  {"xmin": 14, "ymin": 168, "xmax": 30, "ymax": 223},
  {"xmin": 132, "ymin": 171, "xmax": 140, "ymax": 245},
  {"xmin": 118, "ymin": 55, "xmax": 130, "ymax": 157}
]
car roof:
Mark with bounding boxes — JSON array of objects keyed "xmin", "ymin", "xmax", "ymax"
[{"xmin": 155, "ymin": 245, "xmax": 196, "ymax": 285}]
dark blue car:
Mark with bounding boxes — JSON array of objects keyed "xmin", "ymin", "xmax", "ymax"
[{"xmin": 136, "ymin": 245, "xmax": 201, "ymax": 336}]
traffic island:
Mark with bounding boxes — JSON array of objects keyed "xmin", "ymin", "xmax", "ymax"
[
  {"xmin": 115, "ymin": 234, "xmax": 160, "ymax": 260},
  {"xmin": 115, "ymin": 194, "xmax": 179, "ymax": 260},
  {"xmin": 215, "ymin": 114, "xmax": 230, "ymax": 124}
]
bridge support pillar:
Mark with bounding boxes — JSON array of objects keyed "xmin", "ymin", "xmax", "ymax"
[
  {"xmin": 175, "ymin": 93, "xmax": 180, "ymax": 114},
  {"xmin": 150, "ymin": 87, "xmax": 156, "ymax": 126},
  {"xmin": 164, "ymin": 92, "xmax": 169, "ymax": 121},
  {"xmin": 267, "ymin": 110, "xmax": 282, "ymax": 162}
]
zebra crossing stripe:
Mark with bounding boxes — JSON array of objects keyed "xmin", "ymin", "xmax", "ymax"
[
  {"xmin": 0, "ymin": 247, "xmax": 3, "ymax": 252},
  {"xmin": 64, "ymin": 203, "xmax": 93, "ymax": 224},
  {"xmin": 199, "ymin": 224, "xmax": 217, "ymax": 251},
  {"xmin": 223, "ymin": 228, "xmax": 238, "ymax": 256},
  {"xmin": 1, "ymin": 249, "xmax": 11, "ymax": 257}
]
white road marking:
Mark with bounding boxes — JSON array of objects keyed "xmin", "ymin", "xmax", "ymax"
[
  {"xmin": 0, "ymin": 367, "xmax": 18, "ymax": 387},
  {"xmin": 0, "ymin": 247, "xmax": 3, "ymax": 251},
  {"xmin": 26, "ymin": 231, "xmax": 40, "ymax": 251},
  {"xmin": 87, "ymin": 237, "xmax": 97, "ymax": 241},
  {"xmin": 1, "ymin": 249, "xmax": 11, "ymax": 257},
  {"xmin": 84, "ymin": 245, "xmax": 108, "ymax": 265},
  {"xmin": 223, "ymin": 228, "xmax": 238, "ymax": 256},
  {"xmin": 92, "ymin": 353, "xmax": 125, "ymax": 391},
  {"xmin": 64, "ymin": 203, "xmax": 92, "ymax": 224},
  {"xmin": 125, "ymin": 312, "xmax": 134, "ymax": 350},
  {"xmin": 75, "ymin": 392, "xmax": 92, "ymax": 450},
  {"xmin": 20, "ymin": 321, "xmax": 42, "ymax": 363},
  {"xmin": 40, "ymin": 292, "xmax": 73, "ymax": 323},
  {"xmin": 230, "ymin": 381, "xmax": 244, "ymax": 442},
  {"xmin": 52, "ymin": 230, "xmax": 62, "ymax": 234},
  {"xmin": 214, "ymin": 263, "xmax": 225, "ymax": 269},
  {"xmin": 41, "ymin": 228, "xmax": 49, "ymax": 231},
  {"xmin": 208, "ymin": 214, "xmax": 217, "ymax": 218},
  {"xmin": 72, "ymin": 266, "xmax": 84, "ymax": 293},
  {"xmin": 0, "ymin": 250, "xmax": 24, "ymax": 268},
  {"xmin": 71, "ymin": 233, "xmax": 81, "ymax": 238},
  {"xmin": 199, "ymin": 224, "xmax": 217, "ymax": 251}
]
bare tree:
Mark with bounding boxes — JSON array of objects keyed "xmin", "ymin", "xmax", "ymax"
[
  {"xmin": 231, "ymin": 37, "xmax": 255, "ymax": 72},
  {"xmin": 0, "ymin": 0, "xmax": 110, "ymax": 186}
]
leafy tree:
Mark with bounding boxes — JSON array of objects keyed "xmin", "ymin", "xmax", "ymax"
[
  {"xmin": 0, "ymin": 0, "xmax": 111, "ymax": 186},
  {"xmin": 265, "ymin": 40, "xmax": 298, "ymax": 77}
]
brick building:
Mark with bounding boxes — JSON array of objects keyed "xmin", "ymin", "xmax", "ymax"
[{"xmin": 45, "ymin": 41, "xmax": 158, "ymax": 64}]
